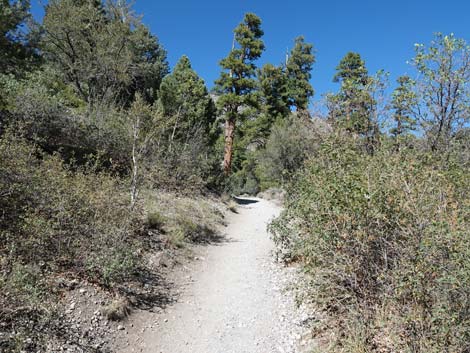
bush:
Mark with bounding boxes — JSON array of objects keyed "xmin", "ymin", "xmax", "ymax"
[
  {"xmin": 271, "ymin": 135, "xmax": 470, "ymax": 352},
  {"xmin": 147, "ymin": 211, "xmax": 167, "ymax": 230},
  {"xmin": 256, "ymin": 114, "xmax": 328, "ymax": 189},
  {"xmin": 0, "ymin": 132, "xmax": 140, "ymax": 305},
  {"xmin": 101, "ymin": 297, "xmax": 131, "ymax": 321}
]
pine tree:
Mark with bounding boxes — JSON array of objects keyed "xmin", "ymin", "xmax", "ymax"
[
  {"xmin": 329, "ymin": 53, "xmax": 374, "ymax": 132},
  {"xmin": 242, "ymin": 63, "xmax": 290, "ymax": 146},
  {"xmin": 0, "ymin": 0, "xmax": 36, "ymax": 75},
  {"xmin": 258, "ymin": 63, "xmax": 290, "ymax": 122},
  {"xmin": 328, "ymin": 52, "xmax": 379, "ymax": 153},
  {"xmin": 158, "ymin": 55, "xmax": 217, "ymax": 150},
  {"xmin": 333, "ymin": 52, "xmax": 369, "ymax": 84},
  {"xmin": 214, "ymin": 13, "xmax": 264, "ymax": 175},
  {"xmin": 390, "ymin": 75, "xmax": 417, "ymax": 150},
  {"xmin": 285, "ymin": 36, "xmax": 315, "ymax": 115}
]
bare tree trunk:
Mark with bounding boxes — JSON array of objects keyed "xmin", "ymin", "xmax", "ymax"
[
  {"xmin": 168, "ymin": 107, "xmax": 182, "ymax": 154},
  {"xmin": 130, "ymin": 116, "xmax": 140, "ymax": 209},
  {"xmin": 223, "ymin": 117, "xmax": 236, "ymax": 175}
]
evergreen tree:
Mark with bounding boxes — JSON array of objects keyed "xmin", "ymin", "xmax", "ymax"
[
  {"xmin": 243, "ymin": 63, "xmax": 290, "ymax": 146},
  {"xmin": 214, "ymin": 13, "xmax": 265, "ymax": 175},
  {"xmin": 329, "ymin": 53, "xmax": 374, "ymax": 132},
  {"xmin": 285, "ymin": 36, "xmax": 315, "ymax": 115},
  {"xmin": 258, "ymin": 63, "xmax": 290, "ymax": 122},
  {"xmin": 0, "ymin": 0, "xmax": 37, "ymax": 75},
  {"xmin": 333, "ymin": 52, "xmax": 369, "ymax": 84},
  {"xmin": 158, "ymin": 55, "xmax": 217, "ymax": 149},
  {"xmin": 390, "ymin": 75, "xmax": 417, "ymax": 150},
  {"xmin": 328, "ymin": 52, "xmax": 379, "ymax": 153}
]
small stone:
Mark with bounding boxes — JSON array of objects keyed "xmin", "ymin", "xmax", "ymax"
[{"xmin": 118, "ymin": 325, "xmax": 125, "ymax": 330}]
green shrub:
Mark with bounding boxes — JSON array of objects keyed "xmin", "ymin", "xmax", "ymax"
[
  {"xmin": 256, "ymin": 115, "xmax": 327, "ymax": 189},
  {"xmin": 271, "ymin": 135, "xmax": 470, "ymax": 352}
]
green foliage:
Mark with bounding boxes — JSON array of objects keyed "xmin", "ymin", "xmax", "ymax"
[
  {"xmin": 228, "ymin": 153, "xmax": 260, "ymax": 195},
  {"xmin": 412, "ymin": 33, "xmax": 470, "ymax": 152},
  {"xmin": 158, "ymin": 55, "xmax": 217, "ymax": 141},
  {"xmin": 258, "ymin": 63, "xmax": 290, "ymax": 122},
  {"xmin": 215, "ymin": 12, "xmax": 265, "ymax": 174},
  {"xmin": 41, "ymin": 0, "xmax": 169, "ymax": 107},
  {"xmin": 333, "ymin": 52, "xmax": 369, "ymax": 84},
  {"xmin": 271, "ymin": 136, "xmax": 470, "ymax": 352},
  {"xmin": 0, "ymin": 0, "xmax": 38, "ymax": 75},
  {"xmin": 328, "ymin": 52, "xmax": 383, "ymax": 154},
  {"xmin": 214, "ymin": 12, "xmax": 265, "ymax": 109},
  {"xmin": 285, "ymin": 36, "xmax": 315, "ymax": 111},
  {"xmin": 256, "ymin": 114, "xmax": 324, "ymax": 188},
  {"xmin": 151, "ymin": 55, "xmax": 221, "ymax": 191},
  {"xmin": 390, "ymin": 75, "xmax": 417, "ymax": 149}
]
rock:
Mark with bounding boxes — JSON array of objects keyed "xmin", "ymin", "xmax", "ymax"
[{"xmin": 117, "ymin": 325, "xmax": 125, "ymax": 331}]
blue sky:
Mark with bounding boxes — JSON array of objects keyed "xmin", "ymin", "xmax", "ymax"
[{"xmin": 31, "ymin": 0, "xmax": 470, "ymax": 101}]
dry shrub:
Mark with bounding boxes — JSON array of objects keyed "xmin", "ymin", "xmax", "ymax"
[
  {"xmin": 227, "ymin": 200, "xmax": 238, "ymax": 213},
  {"xmin": 271, "ymin": 135, "xmax": 470, "ymax": 352},
  {"xmin": 147, "ymin": 211, "xmax": 167, "ymax": 230},
  {"xmin": 0, "ymin": 132, "xmax": 141, "ymax": 304},
  {"xmin": 101, "ymin": 297, "xmax": 131, "ymax": 321}
]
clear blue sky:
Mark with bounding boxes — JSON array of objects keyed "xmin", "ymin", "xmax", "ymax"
[{"xmin": 31, "ymin": 0, "xmax": 470, "ymax": 100}]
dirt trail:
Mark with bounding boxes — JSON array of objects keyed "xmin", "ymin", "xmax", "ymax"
[{"xmin": 116, "ymin": 198, "xmax": 310, "ymax": 353}]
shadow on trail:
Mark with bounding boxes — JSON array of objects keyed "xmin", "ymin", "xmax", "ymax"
[
  {"xmin": 191, "ymin": 224, "xmax": 227, "ymax": 245},
  {"xmin": 117, "ymin": 267, "xmax": 175, "ymax": 311},
  {"xmin": 232, "ymin": 196, "xmax": 260, "ymax": 205}
]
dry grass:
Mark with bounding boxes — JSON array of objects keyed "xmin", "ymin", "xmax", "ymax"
[
  {"xmin": 227, "ymin": 200, "xmax": 238, "ymax": 213},
  {"xmin": 101, "ymin": 297, "xmax": 131, "ymax": 321},
  {"xmin": 143, "ymin": 190, "xmax": 225, "ymax": 248}
]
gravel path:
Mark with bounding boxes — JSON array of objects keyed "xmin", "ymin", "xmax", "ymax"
[{"xmin": 116, "ymin": 198, "xmax": 312, "ymax": 353}]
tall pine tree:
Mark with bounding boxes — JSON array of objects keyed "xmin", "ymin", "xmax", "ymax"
[
  {"xmin": 285, "ymin": 36, "xmax": 315, "ymax": 116},
  {"xmin": 328, "ymin": 52, "xmax": 379, "ymax": 153},
  {"xmin": 390, "ymin": 75, "xmax": 417, "ymax": 150},
  {"xmin": 214, "ymin": 13, "xmax": 264, "ymax": 175},
  {"xmin": 158, "ymin": 55, "xmax": 217, "ymax": 150}
]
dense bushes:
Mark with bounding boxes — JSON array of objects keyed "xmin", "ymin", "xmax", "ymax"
[
  {"xmin": 0, "ymin": 132, "xmax": 141, "ymax": 308},
  {"xmin": 271, "ymin": 135, "xmax": 470, "ymax": 352}
]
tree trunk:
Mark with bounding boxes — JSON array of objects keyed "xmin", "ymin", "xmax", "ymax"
[
  {"xmin": 130, "ymin": 116, "xmax": 140, "ymax": 209},
  {"xmin": 223, "ymin": 117, "xmax": 236, "ymax": 175},
  {"xmin": 130, "ymin": 138, "xmax": 139, "ymax": 209}
]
